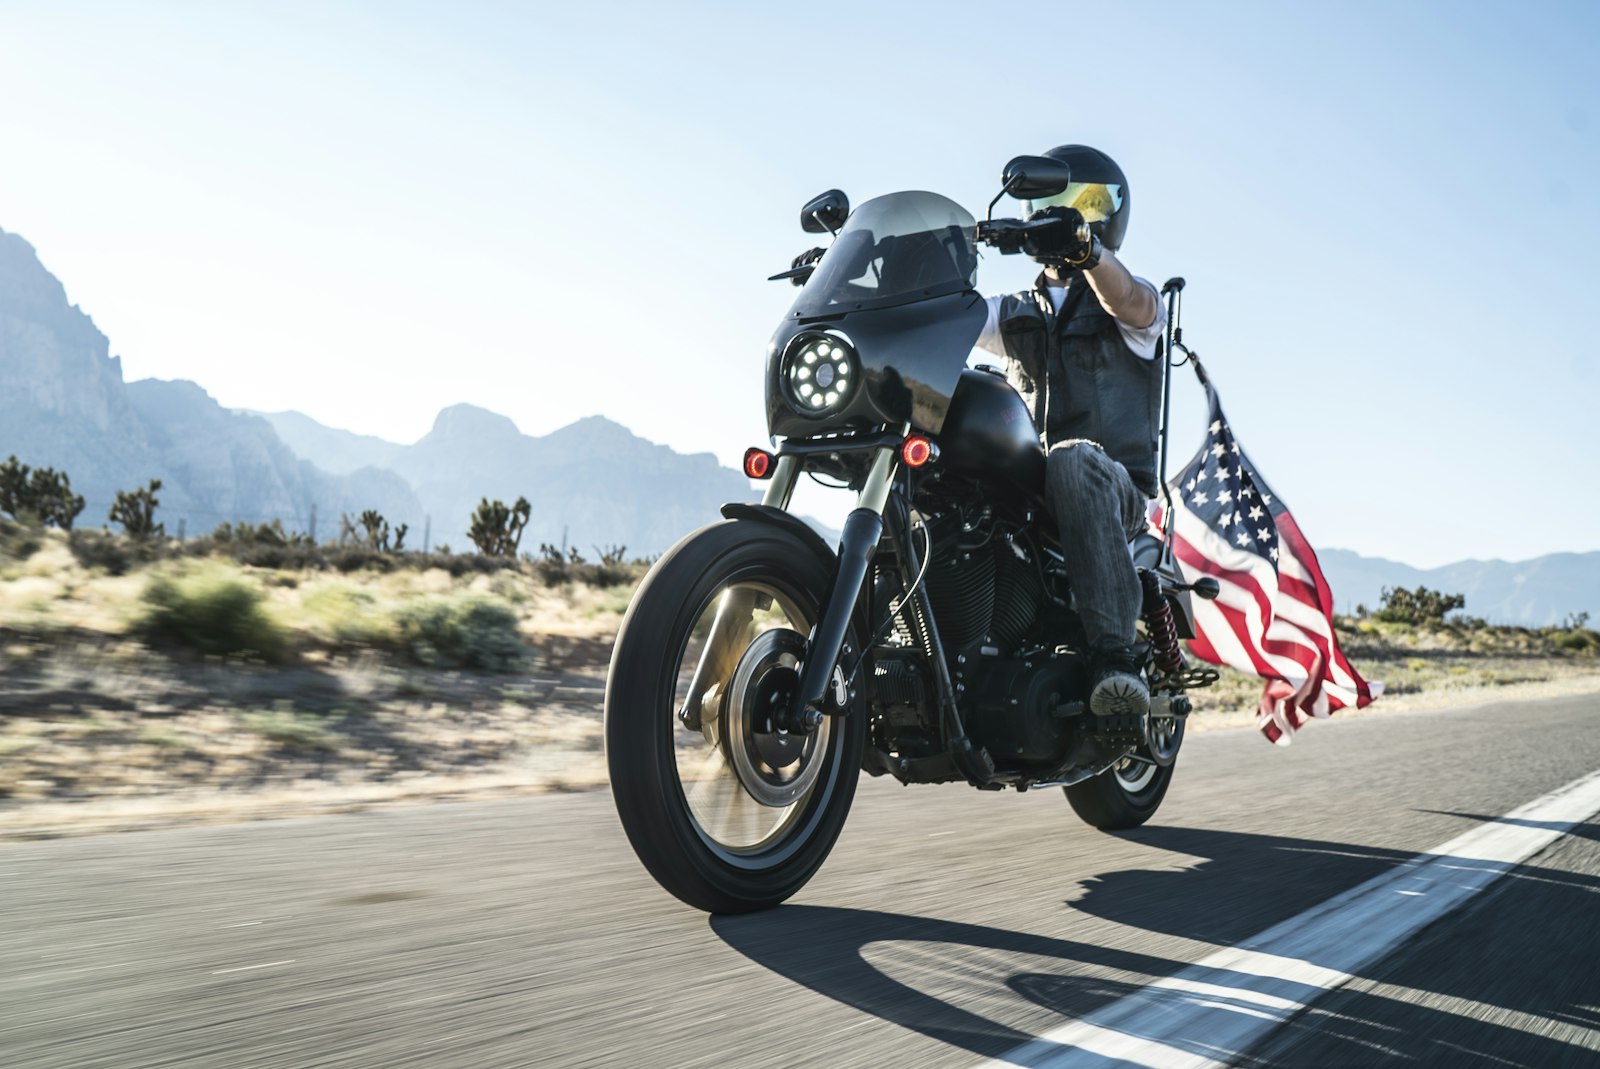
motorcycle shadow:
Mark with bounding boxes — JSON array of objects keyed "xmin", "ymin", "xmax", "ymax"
[{"xmin": 712, "ymin": 821, "xmax": 1600, "ymax": 1065}]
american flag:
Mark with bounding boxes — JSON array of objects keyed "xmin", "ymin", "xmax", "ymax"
[{"xmin": 1162, "ymin": 362, "xmax": 1376, "ymax": 742}]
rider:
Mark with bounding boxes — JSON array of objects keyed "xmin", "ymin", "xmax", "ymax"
[{"xmin": 975, "ymin": 144, "xmax": 1165, "ymax": 722}]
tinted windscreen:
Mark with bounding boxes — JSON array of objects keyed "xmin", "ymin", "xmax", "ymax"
[{"xmin": 787, "ymin": 191, "xmax": 978, "ymax": 318}]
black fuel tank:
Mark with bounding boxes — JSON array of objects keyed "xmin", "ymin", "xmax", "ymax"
[{"xmin": 937, "ymin": 368, "xmax": 1046, "ymax": 496}]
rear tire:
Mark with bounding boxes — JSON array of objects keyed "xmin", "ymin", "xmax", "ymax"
[
  {"xmin": 1063, "ymin": 749, "xmax": 1175, "ymax": 830},
  {"xmin": 605, "ymin": 519, "xmax": 864, "ymax": 914}
]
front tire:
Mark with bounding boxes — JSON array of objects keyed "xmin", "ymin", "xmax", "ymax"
[{"xmin": 605, "ymin": 520, "xmax": 864, "ymax": 913}]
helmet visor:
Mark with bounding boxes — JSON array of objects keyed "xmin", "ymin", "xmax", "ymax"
[{"xmin": 1023, "ymin": 181, "xmax": 1124, "ymax": 224}]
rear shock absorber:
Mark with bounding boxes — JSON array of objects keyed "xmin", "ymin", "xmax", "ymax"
[{"xmin": 1140, "ymin": 571, "xmax": 1185, "ymax": 677}]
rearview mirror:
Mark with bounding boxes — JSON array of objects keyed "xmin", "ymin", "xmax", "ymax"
[
  {"xmin": 800, "ymin": 189, "xmax": 849, "ymax": 234},
  {"xmin": 999, "ymin": 155, "xmax": 1071, "ymax": 200}
]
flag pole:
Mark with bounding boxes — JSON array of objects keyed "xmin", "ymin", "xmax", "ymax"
[{"xmin": 1157, "ymin": 277, "xmax": 1185, "ymax": 569}]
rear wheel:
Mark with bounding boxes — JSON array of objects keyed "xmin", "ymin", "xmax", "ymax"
[
  {"xmin": 1063, "ymin": 743, "xmax": 1176, "ymax": 830},
  {"xmin": 605, "ymin": 520, "xmax": 864, "ymax": 913}
]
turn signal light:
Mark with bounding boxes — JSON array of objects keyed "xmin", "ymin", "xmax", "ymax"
[
  {"xmin": 743, "ymin": 447, "xmax": 775, "ymax": 480},
  {"xmin": 901, "ymin": 435, "xmax": 937, "ymax": 467}
]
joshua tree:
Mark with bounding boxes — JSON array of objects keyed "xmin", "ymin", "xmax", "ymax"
[
  {"xmin": 353, "ymin": 510, "xmax": 408, "ymax": 552},
  {"xmin": 1375, "ymin": 585, "xmax": 1466, "ymax": 625},
  {"xmin": 110, "ymin": 479, "xmax": 164, "ymax": 540},
  {"xmin": 0, "ymin": 456, "xmax": 86, "ymax": 529},
  {"xmin": 469, "ymin": 496, "xmax": 531, "ymax": 557}
]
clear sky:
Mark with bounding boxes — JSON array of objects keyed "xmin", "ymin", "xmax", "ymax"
[{"xmin": 2, "ymin": 1, "xmax": 1595, "ymax": 567}]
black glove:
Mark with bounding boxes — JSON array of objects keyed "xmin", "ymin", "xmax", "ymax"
[
  {"xmin": 1023, "ymin": 207, "xmax": 1100, "ymax": 269},
  {"xmin": 790, "ymin": 246, "xmax": 826, "ymax": 286}
]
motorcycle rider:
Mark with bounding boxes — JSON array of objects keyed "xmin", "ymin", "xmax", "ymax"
[{"xmin": 974, "ymin": 144, "xmax": 1165, "ymax": 721}]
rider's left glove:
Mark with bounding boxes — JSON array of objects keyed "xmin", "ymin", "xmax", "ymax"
[{"xmin": 790, "ymin": 247, "xmax": 826, "ymax": 287}]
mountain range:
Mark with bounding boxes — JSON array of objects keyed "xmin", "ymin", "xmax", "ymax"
[
  {"xmin": 0, "ymin": 223, "xmax": 1594, "ymax": 622},
  {"xmin": 0, "ymin": 224, "xmax": 756, "ymax": 555},
  {"xmin": 253, "ymin": 404, "xmax": 757, "ymax": 555},
  {"xmin": 1314, "ymin": 548, "xmax": 1597, "ymax": 628}
]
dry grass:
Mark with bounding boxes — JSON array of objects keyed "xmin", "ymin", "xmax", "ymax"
[{"xmin": 3, "ymin": 529, "xmax": 1597, "ymax": 838}]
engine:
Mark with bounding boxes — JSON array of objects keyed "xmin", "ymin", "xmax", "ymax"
[{"xmin": 867, "ymin": 506, "xmax": 1094, "ymax": 778}]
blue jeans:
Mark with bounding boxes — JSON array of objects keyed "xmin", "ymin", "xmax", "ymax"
[{"xmin": 1043, "ymin": 440, "xmax": 1148, "ymax": 648}]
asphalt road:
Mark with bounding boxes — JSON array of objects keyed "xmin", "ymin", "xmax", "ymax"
[{"xmin": 3, "ymin": 693, "xmax": 1598, "ymax": 1068}]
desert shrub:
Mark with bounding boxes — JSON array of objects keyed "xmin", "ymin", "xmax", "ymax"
[
  {"xmin": 137, "ymin": 566, "xmax": 288, "ymax": 660},
  {"xmin": 1556, "ymin": 630, "xmax": 1595, "ymax": 653},
  {"xmin": 1375, "ymin": 586, "xmax": 1466, "ymax": 625},
  {"xmin": 395, "ymin": 593, "xmax": 525, "ymax": 670},
  {"xmin": 0, "ymin": 518, "xmax": 42, "ymax": 562},
  {"xmin": 299, "ymin": 584, "xmax": 396, "ymax": 648},
  {"xmin": 209, "ymin": 519, "xmax": 313, "ymax": 548},
  {"xmin": 68, "ymin": 528, "xmax": 171, "ymax": 574},
  {"xmin": 244, "ymin": 704, "xmax": 340, "ymax": 753}
]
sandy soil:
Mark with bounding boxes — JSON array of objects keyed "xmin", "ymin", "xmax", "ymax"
[{"xmin": 2, "ymin": 638, "xmax": 1597, "ymax": 842}]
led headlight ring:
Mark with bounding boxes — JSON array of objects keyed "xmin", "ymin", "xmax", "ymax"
[{"xmin": 782, "ymin": 332, "xmax": 859, "ymax": 416}]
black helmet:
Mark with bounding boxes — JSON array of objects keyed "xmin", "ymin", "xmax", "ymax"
[{"xmin": 1022, "ymin": 144, "xmax": 1130, "ymax": 251}]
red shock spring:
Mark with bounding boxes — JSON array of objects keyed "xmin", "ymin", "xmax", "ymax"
[{"xmin": 1144, "ymin": 596, "xmax": 1185, "ymax": 676}]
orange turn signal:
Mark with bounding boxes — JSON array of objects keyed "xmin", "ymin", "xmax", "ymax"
[
  {"xmin": 743, "ymin": 447, "xmax": 775, "ymax": 480},
  {"xmin": 901, "ymin": 435, "xmax": 936, "ymax": 468}
]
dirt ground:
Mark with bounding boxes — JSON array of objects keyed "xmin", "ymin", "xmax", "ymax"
[{"xmin": 3, "ymin": 629, "xmax": 1597, "ymax": 842}]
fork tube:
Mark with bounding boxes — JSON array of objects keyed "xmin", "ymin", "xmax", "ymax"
[
  {"xmin": 677, "ymin": 454, "xmax": 802, "ymax": 729},
  {"xmin": 793, "ymin": 447, "xmax": 896, "ymax": 719},
  {"xmin": 762, "ymin": 455, "xmax": 800, "ymax": 510}
]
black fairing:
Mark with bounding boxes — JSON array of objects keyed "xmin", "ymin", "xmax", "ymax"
[
  {"xmin": 938, "ymin": 368, "xmax": 1046, "ymax": 496},
  {"xmin": 766, "ymin": 291, "xmax": 986, "ymax": 437}
]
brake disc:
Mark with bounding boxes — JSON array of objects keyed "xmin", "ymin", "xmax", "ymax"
[{"xmin": 724, "ymin": 629, "xmax": 833, "ymax": 808}]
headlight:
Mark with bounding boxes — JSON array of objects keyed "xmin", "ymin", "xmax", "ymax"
[{"xmin": 781, "ymin": 332, "xmax": 858, "ymax": 416}]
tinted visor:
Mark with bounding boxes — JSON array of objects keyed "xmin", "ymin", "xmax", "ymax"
[{"xmin": 1023, "ymin": 181, "xmax": 1123, "ymax": 224}]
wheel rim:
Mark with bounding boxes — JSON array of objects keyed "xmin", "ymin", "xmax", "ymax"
[
  {"xmin": 1113, "ymin": 754, "xmax": 1158, "ymax": 793},
  {"xmin": 669, "ymin": 579, "xmax": 837, "ymax": 862},
  {"xmin": 1145, "ymin": 712, "xmax": 1184, "ymax": 766}
]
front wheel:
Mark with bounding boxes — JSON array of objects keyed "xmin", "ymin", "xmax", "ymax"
[{"xmin": 605, "ymin": 520, "xmax": 864, "ymax": 913}]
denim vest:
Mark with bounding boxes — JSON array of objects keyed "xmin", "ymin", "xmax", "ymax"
[{"xmin": 996, "ymin": 276, "xmax": 1163, "ymax": 497}]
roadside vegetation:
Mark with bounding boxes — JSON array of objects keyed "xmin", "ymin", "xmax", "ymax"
[
  {"xmin": 0, "ymin": 460, "xmax": 650, "ymax": 832},
  {"xmin": 1187, "ymin": 585, "xmax": 1600, "ymax": 720},
  {"xmin": 0, "ymin": 451, "xmax": 1596, "ymax": 835}
]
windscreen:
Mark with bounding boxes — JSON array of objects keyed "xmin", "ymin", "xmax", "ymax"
[{"xmin": 787, "ymin": 191, "xmax": 978, "ymax": 318}]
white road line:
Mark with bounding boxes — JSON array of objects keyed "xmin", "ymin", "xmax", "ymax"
[{"xmin": 978, "ymin": 767, "xmax": 1600, "ymax": 1069}]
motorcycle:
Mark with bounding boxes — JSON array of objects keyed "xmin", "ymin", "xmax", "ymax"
[{"xmin": 605, "ymin": 156, "xmax": 1220, "ymax": 913}]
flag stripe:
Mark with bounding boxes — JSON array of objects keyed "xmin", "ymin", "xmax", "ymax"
[{"xmin": 1163, "ymin": 368, "xmax": 1374, "ymax": 741}]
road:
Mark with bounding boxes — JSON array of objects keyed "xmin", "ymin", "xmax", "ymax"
[{"xmin": 2, "ymin": 693, "xmax": 1598, "ymax": 1068}]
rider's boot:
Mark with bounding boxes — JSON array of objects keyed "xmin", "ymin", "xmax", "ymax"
[{"xmin": 1088, "ymin": 639, "xmax": 1151, "ymax": 719}]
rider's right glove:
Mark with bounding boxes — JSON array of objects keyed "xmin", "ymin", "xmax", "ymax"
[{"xmin": 1023, "ymin": 207, "xmax": 1100, "ymax": 269}]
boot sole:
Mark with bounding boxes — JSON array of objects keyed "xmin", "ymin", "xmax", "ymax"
[{"xmin": 1091, "ymin": 677, "xmax": 1151, "ymax": 719}]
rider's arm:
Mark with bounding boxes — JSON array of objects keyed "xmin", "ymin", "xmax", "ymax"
[{"xmin": 1083, "ymin": 248, "xmax": 1159, "ymax": 330}]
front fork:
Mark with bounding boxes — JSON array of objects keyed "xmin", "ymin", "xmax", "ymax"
[
  {"xmin": 676, "ymin": 448, "xmax": 896, "ymax": 732},
  {"xmin": 792, "ymin": 447, "xmax": 895, "ymax": 722}
]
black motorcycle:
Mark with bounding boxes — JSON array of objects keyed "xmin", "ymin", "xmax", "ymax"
[{"xmin": 605, "ymin": 157, "xmax": 1219, "ymax": 913}]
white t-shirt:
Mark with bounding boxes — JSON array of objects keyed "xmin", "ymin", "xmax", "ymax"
[{"xmin": 975, "ymin": 277, "xmax": 1166, "ymax": 361}]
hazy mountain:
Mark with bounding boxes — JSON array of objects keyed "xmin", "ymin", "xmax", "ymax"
[
  {"xmin": 1317, "ymin": 547, "xmax": 1599, "ymax": 626},
  {"xmin": 249, "ymin": 409, "xmax": 405, "ymax": 476},
  {"xmin": 266, "ymin": 404, "xmax": 761, "ymax": 556},
  {"xmin": 0, "ymin": 226, "xmax": 421, "ymax": 536}
]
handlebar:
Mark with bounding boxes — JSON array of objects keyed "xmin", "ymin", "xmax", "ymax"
[{"xmin": 976, "ymin": 216, "xmax": 1092, "ymax": 255}]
